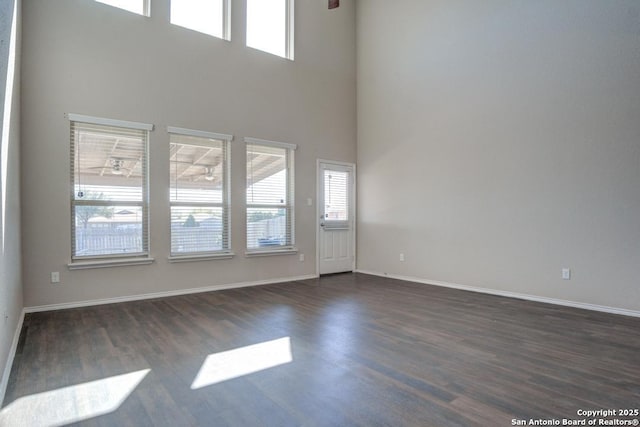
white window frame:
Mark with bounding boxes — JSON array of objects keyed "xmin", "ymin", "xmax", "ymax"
[
  {"xmin": 246, "ymin": 0, "xmax": 294, "ymax": 60},
  {"xmin": 95, "ymin": 0, "xmax": 150, "ymax": 17},
  {"xmin": 170, "ymin": 0, "xmax": 231, "ymax": 41},
  {"xmin": 68, "ymin": 113, "xmax": 153, "ymax": 268},
  {"xmin": 168, "ymin": 126, "xmax": 234, "ymax": 261},
  {"xmin": 245, "ymin": 137, "xmax": 297, "ymax": 256}
]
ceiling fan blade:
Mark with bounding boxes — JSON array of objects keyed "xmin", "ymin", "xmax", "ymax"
[{"xmin": 83, "ymin": 166, "xmax": 133, "ymax": 175}]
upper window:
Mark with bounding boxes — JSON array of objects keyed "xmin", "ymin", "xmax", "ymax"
[
  {"xmin": 245, "ymin": 138, "xmax": 296, "ymax": 251},
  {"xmin": 169, "ymin": 128, "xmax": 232, "ymax": 257},
  {"xmin": 96, "ymin": 0, "xmax": 149, "ymax": 16},
  {"xmin": 171, "ymin": 0, "xmax": 230, "ymax": 40},
  {"xmin": 246, "ymin": 0, "xmax": 294, "ymax": 60},
  {"xmin": 70, "ymin": 115, "xmax": 152, "ymax": 260}
]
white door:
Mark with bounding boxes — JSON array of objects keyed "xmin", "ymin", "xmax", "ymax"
[{"xmin": 318, "ymin": 161, "xmax": 355, "ymax": 275}]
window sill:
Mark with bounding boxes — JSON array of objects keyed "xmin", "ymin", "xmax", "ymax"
[
  {"xmin": 245, "ymin": 247, "xmax": 298, "ymax": 257},
  {"xmin": 68, "ymin": 257, "xmax": 155, "ymax": 270},
  {"xmin": 168, "ymin": 252, "xmax": 234, "ymax": 263}
]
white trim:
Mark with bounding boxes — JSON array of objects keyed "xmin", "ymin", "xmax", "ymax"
[
  {"xmin": 286, "ymin": 0, "xmax": 294, "ymax": 60},
  {"xmin": 24, "ymin": 274, "xmax": 318, "ymax": 314},
  {"xmin": 167, "ymin": 126, "xmax": 233, "ymax": 142},
  {"xmin": 67, "ymin": 113, "xmax": 154, "ymax": 131},
  {"xmin": 168, "ymin": 252, "xmax": 234, "ymax": 263},
  {"xmin": 317, "ymin": 159, "xmax": 356, "ymax": 168},
  {"xmin": 244, "ymin": 137, "xmax": 297, "ymax": 151},
  {"xmin": 68, "ymin": 257, "xmax": 155, "ymax": 270},
  {"xmin": 355, "ymin": 270, "xmax": 640, "ymax": 319},
  {"xmin": 1, "ymin": 308, "xmax": 25, "ymax": 406},
  {"xmin": 322, "ymin": 224, "xmax": 349, "ymax": 231},
  {"xmin": 245, "ymin": 248, "xmax": 298, "ymax": 257},
  {"xmin": 222, "ymin": 0, "xmax": 231, "ymax": 41}
]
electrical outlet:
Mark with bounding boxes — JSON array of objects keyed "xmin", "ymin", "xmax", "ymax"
[
  {"xmin": 51, "ymin": 272, "xmax": 60, "ymax": 283},
  {"xmin": 299, "ymin": 254, "xmax": 305, "ymax": 262},
  {"xmin": 562, "ymin": 268, "xmax": 571, "ymax": 280},
  {"xmin": 399, "ymin": 253, "xmax": 405, "ymax": 262}
]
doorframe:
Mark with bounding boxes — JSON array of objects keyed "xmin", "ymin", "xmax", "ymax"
[{"xmin": 316, "ymin": 159, "xmax": 357, "ymax": 277}]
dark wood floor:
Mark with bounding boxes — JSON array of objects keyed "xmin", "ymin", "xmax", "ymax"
[{"xmin": 2, "ymin": 273, "xmax": 640, "ymax": 426}]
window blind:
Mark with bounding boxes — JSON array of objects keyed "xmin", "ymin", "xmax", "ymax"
[
  {"xmin": 169, "ymin": 131, "xmax": 230, "ymax": 256},
  {"xmin": 246, "ymin": 141, "xmax": 295, "ymax": 250},
  {"xmin": 322, "ymin": 169, "xmax": 349, "ymax": 229},
  {"xmin": 70, "ymin": 120, "xmax": 149, "ymax": 259}
]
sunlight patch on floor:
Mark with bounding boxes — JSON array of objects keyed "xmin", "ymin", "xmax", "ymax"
[
  {"xmin": 0, "ymin": 369, "xmax": 150, "ymax": 427},
  {"xmin": 191, "ymin": 337, "xmax": 292, "ymax": 389}
]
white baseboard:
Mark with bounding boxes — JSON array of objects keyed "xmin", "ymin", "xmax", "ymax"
[
  {"xmin": 25, "ymin": 274, "xmax": 318, "ymax": 314},
  {"xmin": 355, "ymin": 269, "xmax": 640, "ymax": 318},
  {"xmin": 1, "ymin": 308, "xmax": 25, "ymax": 407}
]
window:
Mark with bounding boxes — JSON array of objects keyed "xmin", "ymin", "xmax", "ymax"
[
  {"xmin": 171, "ymin": 0, "xmax": 230, "ymax": 40},
  {"xmin": 245, "ymin": 138, "xmax": 296, "ymax": 252},
  {"xmin": 70, "ymin": 114, "xmax": 152, "ymax": 260},
  {"xmin": 96, "ymin": 0, "xmax": 149, "ymax": 16},
  {"xmin": 323, "ymin": 169, "xmax": 349, "ymax": 226},
  {"xmin": 246, "ymin": 0, "xmax": 294, "ymax": 59},
  {"xmin": 169, "ymin": 127, "xmax": 232, "ymax": 257}
]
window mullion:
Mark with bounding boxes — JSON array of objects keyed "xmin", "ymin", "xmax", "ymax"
[
  {"xmin": 73, "ymin": 200, "xmax": 144, "ymax": 207},
  {"xmin": 170, "ymin": 201, "xmax": 225, "ymax": 208}
]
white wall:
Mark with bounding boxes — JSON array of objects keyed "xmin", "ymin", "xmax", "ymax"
[
  {"xmin": 21, "ymin": 0, "xmax": 356, "ymax": 307},
  {"xmin": 357, "ymin": 0, "xmax": 640, "ymax": 311},
  {"xmin": 0, "ymin": 0, "xmax": 22, "ymax": 404}
]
